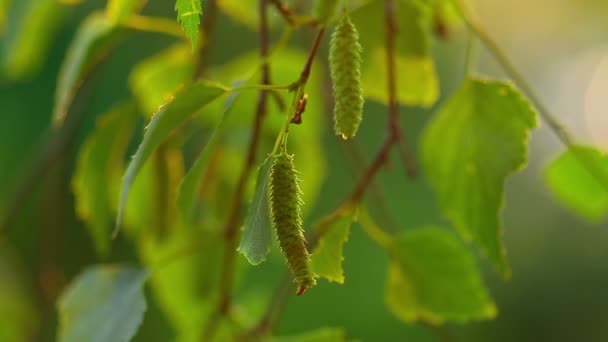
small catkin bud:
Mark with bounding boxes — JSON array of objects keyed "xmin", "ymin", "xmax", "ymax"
[
  {"xmin": 269, "ymin": 152, "xmax": 316, "ymax": 295},
  {"xmin": 329, "ymin": 10, "xmax": 364, "ymax": 140},
  {"xmin": 313, "ymin": 0, "xmax": 340, "ymax": 25}
]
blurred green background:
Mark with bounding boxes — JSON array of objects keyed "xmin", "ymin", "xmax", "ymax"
[{"xmin": 1, "ymin": 0, "xmax": 607, "ymax": 341}]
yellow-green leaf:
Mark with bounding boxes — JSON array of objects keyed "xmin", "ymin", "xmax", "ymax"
[
  {"xmin": 386, "ymin": 227, "xmax": 496, "ymax": 324},
  {"xmin": 421, "ymin": 78, "xmax": 538, "ymax": 276},
  {"xmin": 175, "ymin": 0, "xmax": 203, "ymax": 49},
  {"xmin": 106, "ymin": 0, "xmax": 145, "ymax": 24},
  {"xmin": 351, "ymin": 0, "xmax": 439, "ymax": 107},
  {"xmin": 269, "ymin": 327, "xmax": 346, "ymax": 342},
  {"xmin": 53, "ymin": 12, "xmax": 118, "ymax": 126},
  {"xmin": 57, "ymin": 265, "xmax": 148, "ymax": 342},
  {"xmin": 115, "ymin": 82, "xmax": 225, "ymax": 234},
  {"xmin": 72, "ymin": 103, "xmax": 136, "ymax": 256},
  {"xmin": 544, "ymin": 145, "xmax": 608, "ymax": 222},
  {"xmin": 129, "ymin": 44, "xmax": 194, "ymax": 116},
  {"xmin": 1, "ymin": 0, "xmax": 64, "ymax": 79},
  {"xmin": 310, "ymin": 214, "xmax": 354, "ymax": 284}
]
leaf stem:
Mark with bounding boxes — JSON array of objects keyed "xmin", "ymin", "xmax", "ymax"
[{"xmin": 123, "ymin": 14, "xmax": 186, "ymax": 39}]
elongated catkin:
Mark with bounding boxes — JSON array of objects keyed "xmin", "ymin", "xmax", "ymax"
[
  {"xmin": 329, "ymin": 10, "xmax": 364, "ymax": 140},
  {"xmin": 269, "ymin": 152, "xmax": 316, "ymax": 295}
]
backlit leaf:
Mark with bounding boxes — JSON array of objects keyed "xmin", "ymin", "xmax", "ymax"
[
  {"xmin": 351, "ymin": 0, "xmax": 439, "ymax": 107},
  {"xmin": 238, "ymin": 156, "xmax": 273, "ymax": 265},
  {"xmin": 386, "ymin": 227, "xmax": 496, "ymax": 324},
  {"xmin": 177, "ymin": 89, "xmax": 242, "ymax": 223},
  {"xmin": 310, "ymin": 212, "xmax": 354, "ymax": 284},
  {"xmin": 1, "ymin": 0, "xmax": 64, "ymax": 79},
  {"xmin": 421, "ymin": 78, "xmax": 538, "ymax": 276},
  {"xmin": 175, "ymin": 0, "xmax": 203, "ymax": 49},
  {"xmin": 106, "ymin": 0, "xmax": 145, "ymax": 24},
  {"xmin": 53, "ymin": 12, "xmax": 119, "ymax": 126},
  {"xmin": 115, "ymin": 82, "xmax": 225, "ymax": 234},
  {"xmin": 129, "ymin": 44, "xmax": 194, "ymax": 116},
  {"xmin": 57, "ymin": 265, "xmax": 148, "ymax": 342},
  {"xmin": 544, "ymin": 145, "xmax": 608, "ymax": 222},
  {"xmin": 72, "ymin": 103, "xmax": 136, "ymax": 256},
  {"xmin": 269, "ymin": 327, "xmax": 346, "ymax": 342}
]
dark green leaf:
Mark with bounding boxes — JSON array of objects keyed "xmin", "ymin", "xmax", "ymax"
[
  {"xmin": 351, "ymin": 0, "xmax": 438, "ymax": 106},
  {"xmin": 387, "ymin": 227, "xmax": 496, "ymax": 324},
  {"xmin": 129, "ymin": 44, "xmax": 194, "ymax": 116},
  {"xmin": 175, "ymin": 0, "xmax": 202, "ymax": 49},
  {"xmin": 310, "ymin": 213, "xmax": 354, "ymax": 284},
  {"xmin": 238, "ymin": 156, "xmax": 273, "ymax": 265},
  {"xmin": 53, "ymin": 12, "xmax": 118, "ymax": 126},
  {"xmin": 177, "ymin": 89, "xmax": 242, "ymax": 223},
  {"xmin": 421, "ymin": 78, "xmax": 538, "ymax": 276},
  {"xmin": 269, "ymin": 327, "xmax": 346, "ymax": 342},
  {"xmin": 72, "ymin": 103, "xmax": 136, "ymax": 256},
  {"xmin": 0, "ymin": 247, "xmax": 38, "ymax": 341},
  {"xmin": 115, "ymin": 82, "xmax": 225, "ymax": 234},
  {"xmin": 544, "ymin": 145, "xmax": 608, "ymax": 221},
  {"xmin": 1, "ymin": 0, "xmax": 64, "ymax": 79},
  {"xmin": 57, "ymin": 265, "xmax": 148, "ymax": 342}
]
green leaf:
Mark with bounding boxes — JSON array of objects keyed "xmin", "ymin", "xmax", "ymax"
[
  {"xmin": 115, "ymin": 82, "xmax": 225, "ymax": 234},
  {"xmin": 0, "ymin": 247, "xmax": 38, "ymax": 341},
  {"xmin": 137, "ymin": 229, "xmax": 222, "ymax": 341},
  {"xmin": 53, "ymin": 12, "xmax": 118, "ymax": 126},
  {"xmin": 1, "ymin": 0, "xmax": 64, "ymax": 79},
  {"xmin": 177, "ymin": 88, "xmax": 242, "ymax": 223},
  {"xmin": 269, "ymin": 327, "xmax": 346, "ymax": 342},
  {"xmin": 57, "ymin": 265, "xmax": 149, "ymax": 342},
  {"xmin": 386, "ymin": 227, "xmax": 496, "ymax": 324},
  {"xmin": 421, "ymin": 78, "xmax": 538, "ymax": 276},
  {"xmin": 175, "ymin": 0, "xmax": 203, "ymax": 49},
  {"xmin": 351, "ymin": 0, "xmax": 439, "ymax": 107},
  {"xmin": 238, "ymin": 156, "xmax": 273, "ymax": 265},
  {"xmin": 72, "ymin": 103, "xmax": 136, "ymax": 256},
  {"xmin": 310, "ymin": 212, "xmax": 354, "ymax": 284},
  {"xmin": 106, "ymin": 0, "xmax": 145, "ymax": 24},
  {"xmin": 544, "ymin": 145, "xmax": 608, "ymax": 222},
  {"xmin": 129, "ymin": 44, "xmax": 194, "ymax": 116}
]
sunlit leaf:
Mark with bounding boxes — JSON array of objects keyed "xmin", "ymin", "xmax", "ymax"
[
  {"xmin": 129, "ymin": 44, "xmax": 194, "ymax": 116},
  {"xmin": 421, "ymin": 78, "xmax": 538, "ymax": 276},
  {"xmin": 544, "ymin": 145, "xmax": 608, "ymax": 222},
  {"xmin": 310, "ymin": 211, "xmax": 355, "ymax": 284},
  {"xmin": 106, "ymin": 0, "xmax": 145, "ymax": 24},
  {"xmin": 386, "ymin": 227, "xmax": 496, "ymax": 324},
  {"xmin": 175, "ymin": 0, "xmax": 203, "ymax": 49},
  {"xmin": 238, "ymin": 156, "xmax": 273, "ymax": 265},
  {"xmin": 0, "ymin": 247, "xmax": 38, "ymax": 341},
  {"xmin": 115, "ymin": 82, "xmax": 225, "ymax": 234},
  {"xmin": 269, "ymin": 327, "xmax": 346, "ymax": 342},
  {"xmin": 53, "ymin": 12, "xmax": 119, "ymax": 126},
  {"xmin": 0, "ymin": 0, "xmax": 64, "ymax": 79},
  {"xmin": 57, "ymin": 265, "xmax": 148, "ymax": 342},
  {"xmin": 72, "ymin": 103, "xmax": 136, "ymax": 256},
  {"xmin": 177, "ymin": 89, "xmax": 242, "ymax": 223},
  {"xmin": 351, "ymin": 0, "xmax": 439, "ymax": 107},
  {"xmin": 138, "ymin": 228, "xmax": 222, "ymax": 342}
]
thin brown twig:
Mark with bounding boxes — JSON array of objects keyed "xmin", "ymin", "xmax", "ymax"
[
  {"xmin": 201, "ymin": 1, "xmax": 272, "ymax": 340},
  {"xmin": 246, "ymin": 1, "xmax": 411, "ymax": 336},
  {"xmin": 194, "ymin": 0, "xmax": 218, "ymax": 79},
  {"xmin": 269, "ymin": 0, "xmax": 296, "ymax": 25},
  {"xmin": 294, "ymin": 28, "xmax": 325, "ymax": 88}
]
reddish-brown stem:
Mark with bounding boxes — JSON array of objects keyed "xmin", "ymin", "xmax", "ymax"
[
  {"xmin": 297, "ymin": 28, "xmax": 325, "ymax": 87},
  {"xmin": 269, "ymin": 0, "xmax": 296, "ymax": 25},
  {"xmin": 202, "ymin": 1, "xmax": 272, "ymax": 340},
  {"xmin": 194, "ymin": 0, "xmax": 218, "ymax": 79}
]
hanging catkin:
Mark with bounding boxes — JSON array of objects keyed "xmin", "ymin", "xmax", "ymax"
[
  {"xmin": 269, "ymin": 152, "xmax": 316, "ymax": 295},
  {"xmin": 329, "ymin": 10, "xmax": 364, "ymax": 140}
]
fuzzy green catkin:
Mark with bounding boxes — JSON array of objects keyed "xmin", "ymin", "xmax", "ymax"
[
  {"xmin": 269, "ymin": 152, "xmax": 316, "ymax": 295},
  {"xmin": 313, "ymin": 0, "xmax": 340, "ymax": 25},
  {"xmin": 329, "ymin": 10, "xmax": 364, "ymax": 140}
]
